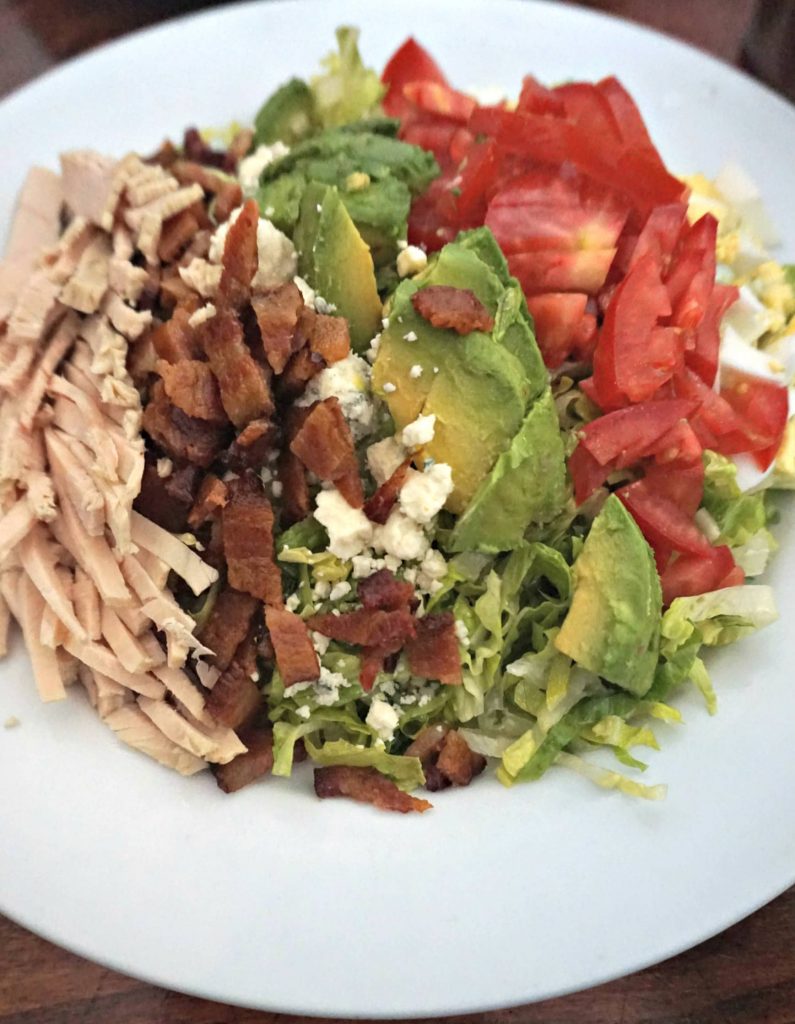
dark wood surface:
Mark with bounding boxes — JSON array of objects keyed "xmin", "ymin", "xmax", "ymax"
[{"xmin": 2, "ymin": 1, "xmax": 794, "ymax": 1021}]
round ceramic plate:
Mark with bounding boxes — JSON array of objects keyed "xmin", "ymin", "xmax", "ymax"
[{"xmin": 2, "ymin": 1, "xmax": 794, "ymax": 1017}]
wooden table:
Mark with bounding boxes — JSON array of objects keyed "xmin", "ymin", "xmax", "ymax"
[{"xmin": 2, "ymin": 1, "xmax": 794, "ymax": 1021}]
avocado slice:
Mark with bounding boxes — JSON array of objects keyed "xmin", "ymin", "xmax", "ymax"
[
  {"xmin": 555, "ymin": 495, "xmax": 662, "ymax": 696},
  {"xmin": 295, "ymin": 182, "xmax": 381, "ymax": 351},
  {"xmin": 257, "ymin": 170, "xmax": 307, "ymax": 235},
  {"xmin": 449, "ymin": 389, "xmax": 567, "ymax": 553},
  {"xmin": 254, "ymin": 78, "xmax": 317, "ymax": 147},
  {"xmin": 493, "ymin": 281, "xmax": 548, "ymax": 401},
  {"xmin": 340, "ymin": 176, "xmax": 412, "ymax": 268},
  {"xmin": 456, "ymin": 226, "xmax": 511, "ymax": 284}
]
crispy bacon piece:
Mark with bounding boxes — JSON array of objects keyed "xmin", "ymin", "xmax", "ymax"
[
  {"xmin": 128, "ymin": 327, "xmax": 158, "ymax": 385},
  {"xmin": 252, "ymin": 283, "xmax": 304, "ymax": 374},
  {"xmin": 199, "ymin": 305, "xmax": 274, "ymax": 428},
  {"xmin": 155, "ymin": 358, "xmax": 227, "ymax": 423},
  {"xmin": 158, "ymin": 208, "xmax": 200, "ymax": 263},
  {"xmin": 358, "ymin": 569, "xmax": 416, "ymax": 611},
  {"xmin": 149, "ymin": 306, "xmax": 203, "ymax": 362},
  {"xmin": 218, "ymin": 198, "xmax": 259, "ymax": 309},
  {"xmin": 307, "ymin": 608, "xmax": 416, "ymax": 649},
  {"xmin": 277, "ymin": 346, "xmax": 325, "ymax": 400},
  {"xmin": 227, "ymin": 127, "xmax": 254, "ymax": 166},
  {"xmin": 182, "ymin": 127, "xmax": 229, "ymax": 170},
  {"xmin": 223, "ymin": 486, "xmax": 282, "ymax": 605},
  {"xmin": 405, "ymin": 723, "xmax": 450, "ymax": 763},
  {"xmin": 160, "ymin": 267, "xmax": 202, "ymax": 313},
  {"xmin": 278, "ymin": 449, "xmax": 311, "ymax": 526},
  {"xmin": 363, "ymin": 457, "xmax": 412, "ymax": 524},
  {"xmin": 359, "ymin": 646, "xmax": 387, "ymax": 692},
  {"xmin": 405, "ymin": 612, "xmax": 462, "ymax": 685},
  {"xmin": 314, "ymin": 766, "xmax": 431, "ymax": 814},
  {"xmin": 206, "ymin": 655, "xmax": 262, "ymax": 731},
  {"xmin": 224, "ymin": 418, "xmax": 276, "ymax": 471},
  {"xmin": 214, "ymin": 726, "xmax": 274, "ymax": 794},
  {"xmin": 142, "ymin": 381, "xmax": 227, "ymax": 467},
  {"xmin": 265, "ymin": 607, "xmax": 319, "ymax": 686},
  {"xmin": 171, "ymin": 158, "xmax": 243, "ymax": 223},
  {"xmin": 435, "ymin": 730, "xmax": 486, "ymax": 787},
  {"xmin": 188, "ymin": 474, "xmax": 228, "ymax": 529},
  {"xmin": 307, "ymin": 313, "xmax": 351, "ymax": 365},
  {"xmin": 289, "ymin": 398, "xmax": 363, "ymax": 507},
  {"xmin": 134, "ymin": 460, "xmax": 201, "ymax": 533},
  {"xmin": 411, "ymin": 285, "xmax": 494, "ymax": 335},
  {"xmin": 197, "ymin": 586, "xmax": 259, "ymax": 671}
]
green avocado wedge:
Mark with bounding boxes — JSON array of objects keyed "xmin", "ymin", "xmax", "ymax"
[
  {"xmin": 449, "ymin": 389, "xmax": 568, "ymax": 553},
  {"xmin": 254, "ymin": 78, "xmax": 317, "ymax": 147},
  {"xmin": 294, "ymin": 182, "xmax": 382, "ymax": 351},
  {"xmin": 555, "ymin": 495, "xmax": 662, "ymax": 697}
]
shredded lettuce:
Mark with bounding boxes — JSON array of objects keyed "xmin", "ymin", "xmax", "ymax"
[
  {"xmin": 310, "ymin": 27, "xmax": 384, "ymax": 129},
  {"xmin": 557, "ymin": 752, "xmax": 667, "ymax": 801},
  {"xmin": 304, "ymin": 737, "xmax": 425, "ymax": 791},
  {"xmin": 702, "ymin": 451, "xmax": 777, "ymax": 571}
]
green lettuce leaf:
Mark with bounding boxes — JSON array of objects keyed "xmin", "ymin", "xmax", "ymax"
[{"xmin": 309, "ymin": 27, "xmax": 384, "ymax": 129}]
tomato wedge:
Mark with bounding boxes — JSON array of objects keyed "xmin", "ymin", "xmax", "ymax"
[
  {"xmin": 686, "ymin": 283, "xmax": 738, "ymax": 386},
  {"xmin": 403, "ymin": 80, "xmax": 477, "ymax": 122},
  {"xmin": 719, "ymin": 367, "xmax": 790, "ymax": 469},
  {"xmin": 567, "ymin": 442, "xmax": 610, "ymax": 505},
  {"xmin": 627, "ymin": 203, "xmax": 688, "ymax": 274},
  {"xmin": 517, "ymin": 75, "xmax": 566, "ymax": 116},
  {"xmin": 579, "ymin": 399, "xmax": 696, "ymax": 467},
  {"xmin": 660, "ymin": 546, "xmax": 738, "ymax": 605},
  {"xmin": 382, "ymin": 38, "xmax": 448, "ymax": 118},
  {"xmin": 617, "ymin": 478, "xmax": 713, "ymax": 557},
  {"xmin": 508, "ymin": 249, "xmax": 616, "ymax": 296},
  {"xmin": 526, "ymin": 293, "xmax": 594, "ymax": 368}
]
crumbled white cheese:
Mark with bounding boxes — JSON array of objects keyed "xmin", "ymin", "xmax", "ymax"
[
  {"xmin": 400, "ymin": 463, "xmax": 454, "ymax": 525},
  {"xmin": 329, "ymin": 580, "xmax": 352, "ymax": 602},
  {"xmin": 383, "ymin": 554, "xmax": 402, "ymax": 574},
  {"xmin": 313, "ymin": 579, "xmax": 331, "ymax": 600},
  {"xmin": 403, "ymin": 567, "xmax": 418, "ymax": 585},
  {"xmin": 188, "ymin": 303, "xmax": 216, "ymax": 328},
  {"xmin": 409, "ymin": 364, "xmax": 423, "ymax": 379},
  {"xmin": 156, "ymin": 457, "xmax": 173, "ymax": 479},
  {"xmin": 351, "ymin": 552, "xmax": 386, "ymax": 578},
  {"xmin": 209, "ymin": 207, "xmax": 297, "ymax": 288},
  {"xmin": 403, "ymin": 330, "xmax": 418, "ymax": 342},
  {"xmin": 296, "ymin": 705, "xmax": 312, "ymax": 720},
  {"xmin": 433, "ymin": 366, "xmax": 439, "ymax": 374},
  {"xmin": 366, "ymin": 436, "xmax": 406, "ymax": 485},
  {"xmin": 382, "ymin": 381, "xmax": 397, "ymax": 394},
  {"xmin": 396, "ymin": 245, "xmax": 428, "ymax": 278},
  {"xmin": 296, "ymin": 353, "xmax": 374, "ymax": 440},
  {"xmin": 312, "ymin": 631, "xmax": 331, "ymax": 656},
  {"xmin": 397, "ymin": 239, "xmax": 408, "ymax": 251},
  {"xmin": 373, "ymin": 508, "xmax": 429, "ymax": 561},
  {"xmin": 401, "ymin": 413, "xmax": 436, "ymax": 449},
  {"xmin": 314, "ymin": 488, "xmax": 374, "ymax": 559},
  {"xmin": 366, "ymin": 699, "xmax": 400, "ymax": 742},
  {"xmin": 366, "ymin": 332, "xmax": 381, "ymax": 363},
  {"xmin": 285, "ymin": 593, "xmax": 300, "ymax": 612},
  {"xmin": 260, "ymin": 466, "xmax": 273, "ymax": 484},
  {"xmin": 315, "ymin": 667, "xmax": 346, "ymax": 705},
  {"xmin": 237, "ymin": 141, "xmax": 290, "ymax": 196},
  {"xmin": 417, "ymin": 548, "xmax": 447, "ymax": 593},
  {"xmin": 314, "ymin": 295, "xmax": 337, "ymax": 315},
  {"xmin": 382, "ymin": 317, "xmax": 390, "ymax": 329},
  {"xmin": 271, "ymin": 480, "xmax": 283, "ymax": 498},
  {"xmin": 455, "ymin": 619, "xmax": 471, "ymax": 647}
]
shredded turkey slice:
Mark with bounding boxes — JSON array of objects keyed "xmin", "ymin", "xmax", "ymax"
[
  {"xmin": 138, "ymin": 697, "xmax": 246, "ymax": 764},
  {"xmin": 50, "ymin": 492, "xmax": 132, "ymax": 607},
  {"xmin": 18, "ymin": 311, "xmax": 80, "ymax": 430},
  {"xmin": 104, "ymin": 704, "xmax": 206, "ymax": 776},
  {"xmin": 72, "ymin": 565, "xmax": 102, "ymax": 641},
  {"xmin": 100, "ymin": 605, "xmax": 156, "ymax": 674},
  {"xmin": 130, "ymin": 510, "xmax": 218, "ymax": 597},
  {"xmin": 0, "ymin": 499, "xmax": 35, "ymax": 562},
  {"xmin": 151, "ymin": 663, "xmax": 207, "ymax": 723},
  {"xmin": 62, "ymin": 635, "xmax": 164, "ymax": 699},
  {"xmin": 18, "ymin": 522, "xmax": 86, "ymax": 641},
  {"xmin": 2, "ymin": 573, "xmax": 66, "ymax": 702}
]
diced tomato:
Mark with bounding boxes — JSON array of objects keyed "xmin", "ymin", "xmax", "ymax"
[
  {"xmin": 401, "ymin": 119, "xmax": 460, "ymax": 166},
  {"xmin": 517, "ymin": 75, "xmax": 567, "ymax": 116},
  {"xmin": 665, "ymin": 214, "xmax": 717, "ymax": 328},
  {"xmin": 592, "ymin": 253, "xmax": 674, "ymax": 407},
  {"xmin": 645, "ymin": 418, "xmax": 703, "ymax": 465},
  {"xmin": 579, "ymin": 399, "xmax": 696, "ymax": 467},
  {"xmin": 382, "ymin": 38, "xmax": 448, "ymax": 118},
  {"xmin": 660, "ymin": 546, "xmax": 737, "ymax": 605},
  {"xmin": 526, "ymin": 292, "xmax": 591, "ymax": 368},
  {"xmin": 486, "ymin": 195, "xmax": 627, "ymax": 255},
  {"xmin": 617, "ymin": 478, "xmax": 712, "ymax": 557},
  {"xmin": 570, "ymin": 311, "xmax": 599, "ymax": 361},
  {"xmin": 627, "ymin": 203, "xmax": 688, "ymax": 274},
  {"xmin": 403, "ymin": 80, "xmax": 476, "ymax": 122},
  {"xmin": 450, "ymin": 139, "xmax": 498, "ymax": 225},
  {"xmin": 719, "ymin": 565, "xmax": 746, "ymax": 589},
  {"xmin": 719, "ymin": 367, "xmax": 789, "ymax": 468},
  {"xmin": 643, "ymin": 459, "xmax": 704, "ymax": 517},
  {"xmin": 596, "ymin": 77, "xmax": 657, "ymax": 152},
  {"xmin": 686, "ymin": 283, "xmax": 738, "ymax": 386},
  {"xmin": 449, "ymin": 126, "xmax": 476, "ymax": 164},
  {"xmin": 567, "ymin": 442, "xmax": 611, "ymax": 504},
  {"xmin": 508, "ymin": 248, "xmax": 616, "ymax": 296},
  {"xmin": 553, "ymin": 82, "xmax": 623, "ymax": 146}
]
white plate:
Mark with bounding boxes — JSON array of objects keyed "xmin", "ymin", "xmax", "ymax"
[{"xmin": 2, "ymin": 1, "xmax": 795, "ymax": 1017}]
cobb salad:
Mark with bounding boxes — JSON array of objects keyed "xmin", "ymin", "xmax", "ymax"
[{"xmin": 0, "ymin": 29, "xmax": 792, "ymax": 813}]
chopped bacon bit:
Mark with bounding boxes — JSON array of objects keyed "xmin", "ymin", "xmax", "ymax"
[
  {"xmin": 307, "ymin": 313, "xmax": 351, "ymax": 365},
  {"xmin": 142, "ymin": 380, "xmax": 228, "ymax": 467},
  {"xmin": 188, "ymin": 474, "xmax": 228, "ymax": 529},
  {"xmin": 160, "ymin": 267, "xmax": 202, "ymax": 313},
  {"xmin": 252, "ymin": 283, "xmax": 304, "ymax": 374},
  {"xmin": 363, "ymin": 457, "xmax": 412, "ymax": 524},
  {"xmin": 206, "ymin": 656, "xmax": 262, "ymax": 730},
  {"xmin": 359, "ymin": 646, "xmax": 387, "ymax": 691},
  {"xmin": 149, "ymin": 306, "xmax": 203, "ymax": 362},
  {"xmin": 183, "ymin": 128, "xmax": 229, "ymax": 169},
  {"xmin": 155, "ymin": 358, "xmax": 227, "ymax": 423},
  {"xmin": 171, "ymin": 159, "xmax": 243, "ymax": 222},
  {"xmin": 199, "ymin": 305, "xmax": 274, "ymax": 428},
  {"xmin": 277, "ymin": 345, "xmax": 325, "ymax": 400},
  {"xmin": 314, "ymin": 765, "xmax": 431, "ymax": 813},
  {"xmin": 307, "ymin": 607, "xmax": 417, "ymax": 649},
  {"xmin": 265, "ymin": 606, "xmax": 319, "ymax": 686},
  {"xmin": 158, "ymin": 209, "xmax": 200, "ymax": 263},
  {"xmin": 290, "ymin": 398, "xmax": 363, "ymax": 507},
  {"xmin": 128, "ymin": 327, "xmax": 158, "ymax": 386},
  {"xmin": 435, "ymin": 729, "xmax": 486, "ymax": 787},
  {"xmin": 278, "ymin": 449, "xmax": 311, "ymax": 526},
  {"xmin": 358, "ymin": 568, "xmax": 416, "ymax": 611},
  {"xmin": 405, "ymin": 612, "xmax": 462, "ymax": 685},
  {"xmin": 214, "ymin": 726, "xmax": 274, "ymax": 794},
  {"xmin": 405, "ymin": 723, "xmax": 450, "ymax": 763},
  {"xmin": 223, "ymin": 486, "xmax": 282, "ymax": 605},
  {"xmin": 147, "ymin": 139, "xmax": 179, "ymax": 168},
  {"xmin": 197, "ymin": 586, "xmax": 259, "ymax": 670},
  {"xmin": 227, "ymin": 127, "xmax": 255, "ymax": 166},
  {"xmin": 224, "ymin": 417, "xmax": 276, "ymax": 471},
  {"xmin": 411, "ymin": 285, "xmax": 494, "ymax": 335},
  {"xmin": 218, "ymin": 198, "xmax": 259, "ymax": 310},
  {"xmin": 134, "ymin": 459, "xmax": 201, "ymax": 533}
]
